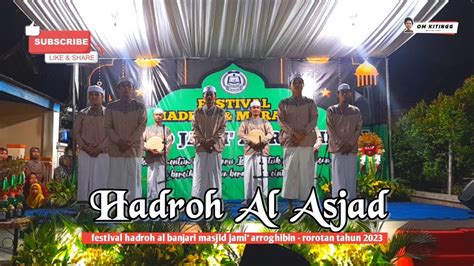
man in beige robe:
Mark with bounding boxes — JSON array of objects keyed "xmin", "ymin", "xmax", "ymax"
[
  {"xmin": 75, "ymin": 85, "xmax": 109, "ymax": 202},
  {"xmin": 191, "ymin": 86, "xmax": 226, "ymax": 200},
  {"xmin": 327, "ymin": 83, "xmax": 363, "ymax": 200},
  {"xmin": 278, "ymin": 74, "xmax": 318, "ymax": 211},
  {"xmin": 105, "ymin": 77, "xmax": 147, "ymax": 201},
  {"xmin": 143, "ymin": 108, "xmax": 173, "ymax": 200},
  {"xmin": 237, "ymin": 100, "xmax": 274, "ymax": 205}
]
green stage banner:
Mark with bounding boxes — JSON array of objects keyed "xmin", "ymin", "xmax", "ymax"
[
  {"xmin": 143, "ymin": 64, "xmax": 330, "ymax": 200},
  {"xmin": 140, "ymin": 64, "xmax": 389, "ymax": 200}
]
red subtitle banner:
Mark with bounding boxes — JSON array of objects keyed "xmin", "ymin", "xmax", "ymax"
[
  {"xmin": 28, "ymin": 31, "xmax": 90, "ymax": 54},
  {"xmin": 82, "ymin": 232, "xmax": 388, "ymax": 245}
]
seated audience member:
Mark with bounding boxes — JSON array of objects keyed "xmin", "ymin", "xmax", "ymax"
[
  {"xmin": 0, "ymin": 148, "xmax": 7, "ymax": 161},
  {"xmin": 53, "ymin": 155, "xmax": 73, "ymax": 181},
  {"xmin": 24, "ymin": 147, "xmax": 48, "ymax": 182},
  {"xmin": 24, "ymin": 147, "xmax": 56, "ymax": 200},
  {"xmin": 25, "ymin": 183, "xmax": 46, "ymax": 209},
  {"xmin": 0, "ymin": 148, "xmax": 9, "ymax": 179}
]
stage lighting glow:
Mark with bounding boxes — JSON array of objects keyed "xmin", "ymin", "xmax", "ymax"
[
  {"xmin": 139, "ymin": 68, "xmax": 155, "ymax": 105},
  {"xmin": 135, "ymin": 58, "xmax": 160, "ymax": 68},
  {"xmin": 301, "ymin": 73, "xmax": 317, "ymax": 99},
  {"xmin": 321, "ymin": 0, "xmax": 398, "ymax": 48},
  {"xmin": 74, "ymin": 0, "xmax": 146, "ymax": 56},
  {"xmin": 307, "ymin": 57, "xmax": 330, "ymax": 64}
]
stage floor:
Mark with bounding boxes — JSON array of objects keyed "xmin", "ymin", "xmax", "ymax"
[{"xmin": 385, "ymin": 202, "xmax": 474, "ymax": 220}]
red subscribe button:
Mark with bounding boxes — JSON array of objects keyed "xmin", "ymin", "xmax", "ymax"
[{"xmin": 29, "ymin": 30, "xmax": 90, "ymax": 54}]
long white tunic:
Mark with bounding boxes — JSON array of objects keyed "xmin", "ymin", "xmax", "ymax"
[
  {"xmin": 191, "ymin": 104, "xmax": 226, "ymax": 199},
  {"xmin": 74, "ymin": 106, "xmax": 110, "ymax": 202},
  {"xmin": 278, "ymin": 96, "xmax": 318, "ymax": 200},
  {"xmin": 238, "ymin": 117, "xmax": 274, "ymax": 200},
  {"xmin": 143, "ymin": 124, "xmax": 173, "ymax": 200}
]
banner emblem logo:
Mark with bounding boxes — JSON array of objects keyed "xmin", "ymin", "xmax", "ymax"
[{"xmin": 221, "ymin": 71, "xmax": 247, "ymax": 94}]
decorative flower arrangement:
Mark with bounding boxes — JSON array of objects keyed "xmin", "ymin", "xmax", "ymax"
[
  {"xmin": 318, "ymin": 174, "xmax": 411, "ymax": 202},
  {"xmin": 47, "ymin": 179, "xmax": 77, "ymax": 207},
  {"xmin": 0, "ymin": 159, "xmax": 26, "ymax": 216},
  {"xmin": 182, "ymin": 252, "xmax": 206, "ymax": 265},
  {"xmin": 304, "ymin": 243, "xmax": 376, "ymax": 265},
  {"xmin": 0, "ymin": 158, "xmax": 26, "ymax": 201},
  {"xmin": 13, "ymin": 215, "xmax": 435, "ymax": 265},
  {"xmin": 316, "ymin": 132, "xmax": 410, "ymax": 202},
  {"xmin": 117, "ymin": 220, "xmax": 243, "ymax": 265},
  {"xmin": 69, "ymin": 247, "xmax": 121, "ymax": 265},
  {"xmin": 320, "ymin": 183, "xmax": 331, "ymax": 194},
  {"xmin": 358, "ymin": 132, "xmax": 385, "ymax": 176},
  {"xmin": 358, "ymin": 174, "xmax": 411, "ymax": 201},
  {"xmin": 319, "ymin": 182, "xmax": 332, "ymax": 199},
  {"xmin": 358, "ymin": 133, "xmax": 384, "ymax": 155}
]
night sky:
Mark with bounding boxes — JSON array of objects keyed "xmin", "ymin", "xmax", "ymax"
[
  {"xmin": 0, "ymin": 1, "xmax": 472, "ymax": 116},
  {"xmin": 0, "ymin": 1, "xmax": 71, "ymax": 102},
  {"xmin": 389, "ymin": 0, "xmax": 474, "ymax": 112}
]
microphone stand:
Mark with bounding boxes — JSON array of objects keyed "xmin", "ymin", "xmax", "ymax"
[
  {"xmin": 316, "ymin": 141, "xmax": 329, "ymax": 180},
  {"xmin": 157, "ymin": 124, "xmax": 168, "ymax": 186},
  {"xmin": 258, "ymin": 136, "xmax": 264, "ymax": 191},
  {"xmin": 163, "ymin": 124, "xmax": 168, "ymax": 185},
  {"xmin": 315, "ymin": 135, "xmax": 331, "ymax": 202},
  {"xmin": 253, "ymin": 136, "xmax": 268, "ymax": 201}
]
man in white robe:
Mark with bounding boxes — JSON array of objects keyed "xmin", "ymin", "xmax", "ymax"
[
  {"xmin": 237, "ymin": 100, "xmax": 274, "ymax": 205},
  {"xmin": 105, "ymin": 77, "xmax": 147, "ymax": 201},
  {"xmin": 74, "ymin": 85, "xmax": 109, "ymax": 202},
  {"xmin": 191, "ymin": 86, "xmax": 227, "ymax": 200},
  {"xmin": 327, "ymin": 83, "xmax": 363, "ymax": 200},
  {"xmin": 278, "ymin": 74, "xmax": 318, "ymax": 211},
  {"xmin": 143, "ymin": 108, "xmax": 173, "ymax": 200}
]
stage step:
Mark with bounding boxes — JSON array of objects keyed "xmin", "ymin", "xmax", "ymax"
[
  {"xmin": 398, "ymin": 228, "xmax": 474, "ymax": 265},
  {"xmin": 427, "ymin": 229, "xmax": 474, "ymax": 254},
  {"xmin": 415, "ymin": 254, "xmax": 474, "ymax": 266}
]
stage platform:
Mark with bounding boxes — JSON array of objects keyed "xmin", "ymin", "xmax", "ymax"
[{"xmin": 2, "ymin": 202, "xmax": 469, "ymax": 265}]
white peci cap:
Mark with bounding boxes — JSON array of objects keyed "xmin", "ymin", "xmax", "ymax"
[{"xmin": 202, "ymin": 85, "xmax": 216, "ymax": 93}]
